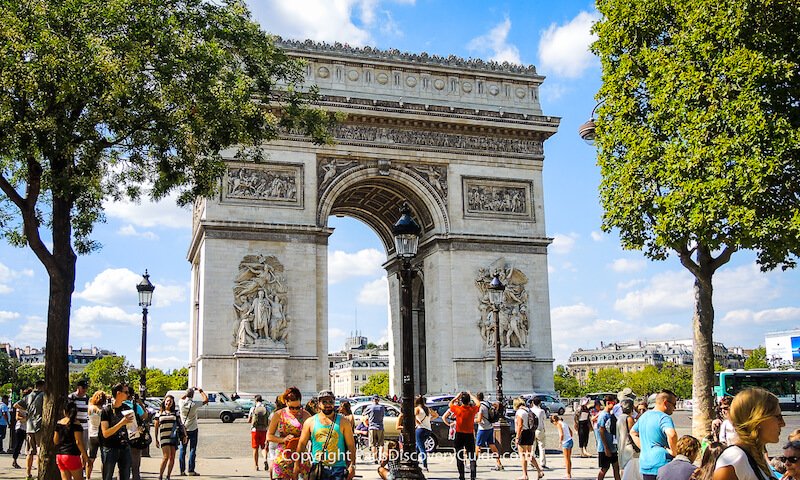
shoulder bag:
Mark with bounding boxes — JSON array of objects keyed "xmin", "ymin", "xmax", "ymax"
[{"xmin": 308, "ymin": 414, "xmax": 337, "ymax": 480}]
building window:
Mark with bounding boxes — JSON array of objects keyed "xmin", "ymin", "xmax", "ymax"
[
  {"xmin": 362, "ymin": 375, "xmax": 367, "ymax": 381},
  {"xmin": 354, "ymin": 375, "xmax": 358, "ymax": 381}
]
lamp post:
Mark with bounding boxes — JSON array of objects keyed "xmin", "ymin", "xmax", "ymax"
[
  {"xmin": 392, "ymin": 203, "xmax": 424, "ymax": 480},
  {"xmin": 136, "ymin": 270, "xmax": 155, "ymax": 399},
  {"xmin": 578, "ymin": 100, "xmax": 604, "ymax": 145},
  {"xmin": 487, "ymin": 273, "xmax": 511, "ymax": 452}
]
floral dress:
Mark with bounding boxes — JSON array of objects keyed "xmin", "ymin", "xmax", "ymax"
[{"xmin": 273, "ymin": 408, "xmax": 310, "ymax": 479}]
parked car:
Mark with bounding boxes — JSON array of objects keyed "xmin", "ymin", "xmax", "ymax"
[
  {"xmin": 425, "ymin": 400, "xmax": 517, "ymax": 454},
  {"xmin": 351, "ymin": 401, "xmax": 402, "ymax": 439},
  {"xmin": 524, "ymin": 393, "xmax": 566, "ymax": 415},
  {"xmin": 165, "ymin": 389, "xmax": 245, "ymax": 423},
  {"xmin": 424, "ymin": 394, "xmax": 455, "ymax": 404}
]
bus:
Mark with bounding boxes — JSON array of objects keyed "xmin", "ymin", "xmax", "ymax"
[{"xmin": 714, "ymin": 369, "xmax": 800, "ymax": 411}]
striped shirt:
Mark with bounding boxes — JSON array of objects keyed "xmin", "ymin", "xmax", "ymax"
[
  {"xmin": 68, "ymin": 393, "xmax": 89, "ymax": 430},
  {"xmin": 157, "ymin": 412, "xmax": 179, "ymax": 444}
]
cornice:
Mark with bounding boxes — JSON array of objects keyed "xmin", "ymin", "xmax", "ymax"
[{"xmin": 276, "ymin": 37, "xmax": 541, "ymax": 79}]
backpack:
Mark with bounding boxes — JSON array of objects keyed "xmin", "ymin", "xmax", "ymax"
[
  {"xmin": 523, "ymin": 407, "xmax": 538, "ymax": 431},
  {"xmin": 483, "ymin": 401, "xmax": 501, "ymax": 423},
  {"xmin": 252, "ymin": 404, "xmax": 269, "ymax": 430}
]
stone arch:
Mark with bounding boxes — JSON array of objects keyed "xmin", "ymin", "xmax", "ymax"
[{"xmin": 316, "ymin": 162, "xmax": 449, "ymax": 252}]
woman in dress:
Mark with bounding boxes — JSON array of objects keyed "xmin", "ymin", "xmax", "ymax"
[
  {"xmin": 574, "ymin": 400, "xmax": 592, "ymax": 457},
  {"xmin": 53, "ymin": 401, "xmax": 89, "ymax": 480},
  {"xmin": 85, "ymin": 390, "xmax": 106, "ymax": 480},
  {"xmin": 713, "ymin": 387, "xmax": 785, "ymax": 480},
  {"xmin": 154, "ymin": 394, "xmax": 185, "ymax": 480},
  {"xmin": 267, "ymin": 386, "xmax": 312, "ymax": 479},
  {"xmin": 551, "ymin": 414, "xmax": 573, "ymax": 478},
  {"xmin": 414, "ymin": 395, "xmax": 438, "ymax": 472}
]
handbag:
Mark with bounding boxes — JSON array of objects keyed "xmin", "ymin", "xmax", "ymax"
[{"xmin": 308, "ymin": 414, "xmax": 337, "ymax": 480}]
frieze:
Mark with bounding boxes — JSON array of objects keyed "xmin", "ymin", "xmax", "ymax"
[
  {"xmin": 325, "ymin": 124, "xmax": 543, "ymax": 157},
  {"xmin": 223, "ymin": 163, "xmax": 303, "ymax": 208},
  {"xmin": 463, "ymin": 177, "xmax": 533, "ymax": 219}
]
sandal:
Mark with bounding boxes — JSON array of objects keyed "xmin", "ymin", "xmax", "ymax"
[{"xmin": 538, "ymin": 472, "xmax": 545, "ymax": 479}]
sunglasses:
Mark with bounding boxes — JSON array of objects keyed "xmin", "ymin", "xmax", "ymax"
[
  {"xmin": 288, "ymin": 406, "xmax": 302, "ymax": 411},
  {"xmin": 778, "ymin": 456, "xmax": 798, "ymax": 464},
  {"xmin": 319, "ymin": 399, "xmax": 335, "ymax": 405}
]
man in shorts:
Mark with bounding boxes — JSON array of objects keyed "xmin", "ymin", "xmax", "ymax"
[
  {"xmin": 363, "ymin": 396, "xmax": 386, "ymax": 463},
  {"xmin": 248, "ymin": 395, "xmax": 269, "ymax": 471},
  {"xmin": 475, "ymin": 392, "xmax": 504, "ymax": 471},
  {"xmin": 596, "ymin": 395, "xmax": 620, "ymax": 480},
  {"xmin": 14, "ymin": 379, "xmax": 45, "ymax": 480}
]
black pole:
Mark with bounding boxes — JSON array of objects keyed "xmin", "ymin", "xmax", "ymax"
[
  {"xmin": 396, "ymin": 260, "xmax": 424, "ymax": 479},
  {"xmin": 140, "ymin": 306, "xmax": 148, "ymax": 399},
  {"xmin": 495, "ymin": 305, "xmax": 503, "ymax": 406}
]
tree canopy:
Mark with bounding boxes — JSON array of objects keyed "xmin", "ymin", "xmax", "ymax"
[
  {"xmin": 360, "ymin": 372, "xmax": 389, "ymax": 397},
  {"xmin": 0, "ymin": 1, "xmax": 335, "ymax": 476},
  {"xmin": 592, "ymin": 0, "xmax": 800, "ymax": 438}
]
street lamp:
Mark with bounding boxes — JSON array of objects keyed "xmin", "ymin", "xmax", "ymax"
[
  {"xmin": 487, "ymin": 273, "xmax": 511, "ymax": 451},
  {"xmin": 136, "ymin": 270, "xmax": 155, "ymax": 399},
  {"xmin": 392, "ymin": 203, "xmax": 424, "ymax": 480},
  {"xmin": 578, "ymin": 100, "xmax": 604, "ymax": 145}
]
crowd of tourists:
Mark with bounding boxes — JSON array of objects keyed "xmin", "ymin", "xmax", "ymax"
[
  {"xmin": 3, "ymin": 383, "xmax": 799, "ymax": 480},
  {"xmin": 566, "ymin": 387, "xmax": 799, "ymax": 480}
]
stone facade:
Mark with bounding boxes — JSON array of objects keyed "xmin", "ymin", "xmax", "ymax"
[
  {"xmin": 567, "ymin": 340, "xmax": 747, "ymax": 384},
  {"xmin": 187, "ymin": 40, "xmax": 559, "ymax": 399}
]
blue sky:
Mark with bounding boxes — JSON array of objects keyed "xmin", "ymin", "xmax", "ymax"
[{"xmin": 1, "ymin": 0, "xmax": 799, "ymax": 372}]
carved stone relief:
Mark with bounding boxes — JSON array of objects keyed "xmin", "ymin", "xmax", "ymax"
[
  {"xmin": 327, "ymin": 124, "xmax": 543, "ymax": 157},
  {"xmin": 476, "ymin": 260, "xmax": 529, "ymax": 349},
  {"xmin": 317, "ymin": 157, "xmax": 448, "ymax": 202},
  {"xmin": 224, "ymin": 164, "xmax": 302, "ymax": 207},
  {"xmin": 232, "ymin": 255, "xmax": 290, "ymax": 350},
  {"xmin": 463, "ymin": 177, "xmax": 532, "ymax": 219}
]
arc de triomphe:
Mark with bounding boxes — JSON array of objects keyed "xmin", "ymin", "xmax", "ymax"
[{"xmin": 187, "ymin": 39, "xmax": 560, "ymax": 398}]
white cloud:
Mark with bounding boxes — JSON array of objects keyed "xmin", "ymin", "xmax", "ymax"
[
  {"xmin": 357, "ymin": 276, "xmax": 389, "ymax": 305},
  {"xmin": 467, "ymin": 17, "xmax": 522, "ymax": 64},
  {"xmin": 551, "ymin": 303, "xmax": 597, "ymax": 324},
  {"xmin": 251, "ymin": 0, "xmax": 373, "ymax": 46},
  {"xmin": 0, "ymin": 310, "xmax": 20, "ymax": 322},
  {"xmin": 714, "ymin": 263, "xmax": 780, "ymax": 310},
  {"xmin": 71, "ymin": 306, "xmax": 140, "ymax": 339},
  {"xmin": 104, "ymin": 192, "xmax": 191, "ymax": 229},
  {"xmin": 0, "ymin": 262, "xmax": 34, "ymax": 294},
  {"xmin": 148, "ymin": 356, "xmax": 188, "ymax": 370},
  {"xmin": 720, "ymin": 307, "xmax": 800, "ymax": 326},
  {"xmin": 117, "ymin": 225, "xmax": 159, "ymax": 240},
  {"xmin": 75, "ymin": 268, "xmax": 186, "ymax": 308},
  {"xmin": 617, "ymin": 278, "xmax": 645, "ymax": 290},
  {"xmin": 329, "ymin": 327, "xmax": 348, "ymax": 349},
  {"xmin": 328, "ymin": 249, "xmax": 385, "ymax": 284},
  {"xmin": 537, "ymin": 10, "xmax": 600, "ymax": 78},
  {"xmin": 15, "ymin": 316, "xmax": 47, "ymax": 346},
  {"xmin": 161, "ymin": 321, "xmax": 190, "ymax": 350},
  {"xmin": 550, "ymin": 233, "xmax": 578, "ymax": 255},
  {"xmin": 609, "ymin": 258, "xmax": 647, "ymax": 273},
  {"xmin": 614, "ymin": 270, "xmax": 694, "ymax": 319},
  {"xmin": 590, "ymin": 231, "xmax": 604, "ymax": 242}
]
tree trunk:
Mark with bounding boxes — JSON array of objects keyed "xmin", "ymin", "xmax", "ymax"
[
  {"xmin": 37, "ymin": 192, "xmax": 76, "ymax": 480},
  {"xmin": 690, "ymin": 248, "xmax": 715, "ymax": 440}
]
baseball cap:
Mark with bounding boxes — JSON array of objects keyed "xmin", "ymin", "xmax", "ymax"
[
  {"xmin": 617, "ymin": 388, "xmax": 634, "ymax": 401},
  {"xmin": 76, "ymin": 380, "xmax": 88, "ymax": 388},
  {"xmin": 317, "ymin": 390, "xmax": 335, "ymax": 399}
]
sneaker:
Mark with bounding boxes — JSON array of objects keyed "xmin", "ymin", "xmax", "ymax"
[
  {"xmin": 178, "ymin": 472, "xmax": 185, "ymax": 477},
  {"xmin": 188, "ymin": 472, "xmax": 200, "ymax": 477},
  {"xmin": 12, "ymin": 462, "xmax": 21, "ymax": 469}
]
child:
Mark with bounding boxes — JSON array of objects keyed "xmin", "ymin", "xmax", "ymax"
[
  {"xmin": 551, "ymin": 414, "xmax": 574, "ymax": 478},
  {"xmin": 54, "ymin": 401, "xmax": 89, "ymax": 480},
  {"xmin": 378, "ymin": 440, "xmax": 400, "ymax": 480}
]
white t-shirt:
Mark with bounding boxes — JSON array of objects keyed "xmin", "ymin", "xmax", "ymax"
[
  {"xmin": 719, "ymin": 419, "xmax": 739, "ymax": 444},
  {"xmin": 715, "ymin": 446, "xmax": 770, "ymax": 480},
  {"xmin": 560, "ymin": 421, "xmax": 572, "ymax": 442},
  {"xmin": 531, "ymin": 405, "xmax": 546, "ymax": 432}
]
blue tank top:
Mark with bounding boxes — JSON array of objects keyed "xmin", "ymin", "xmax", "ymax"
[{"xmin": 311, "ymin": 414, "xmax": 346, "ymax": 467}]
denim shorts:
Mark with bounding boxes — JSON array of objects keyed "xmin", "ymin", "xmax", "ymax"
[{"xmin": 562, "ymin": 438, "xmax": 574, "ymax": 449}]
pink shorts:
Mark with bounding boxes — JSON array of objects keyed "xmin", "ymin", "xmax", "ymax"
[{"xmin": 56, "ymin": 454, "xmax": 82, "ymax": 471}]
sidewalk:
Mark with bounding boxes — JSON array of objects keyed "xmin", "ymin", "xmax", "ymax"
[{"xmin": 0, "ymin": 451, "xmax": 608, "ymax": 479}]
